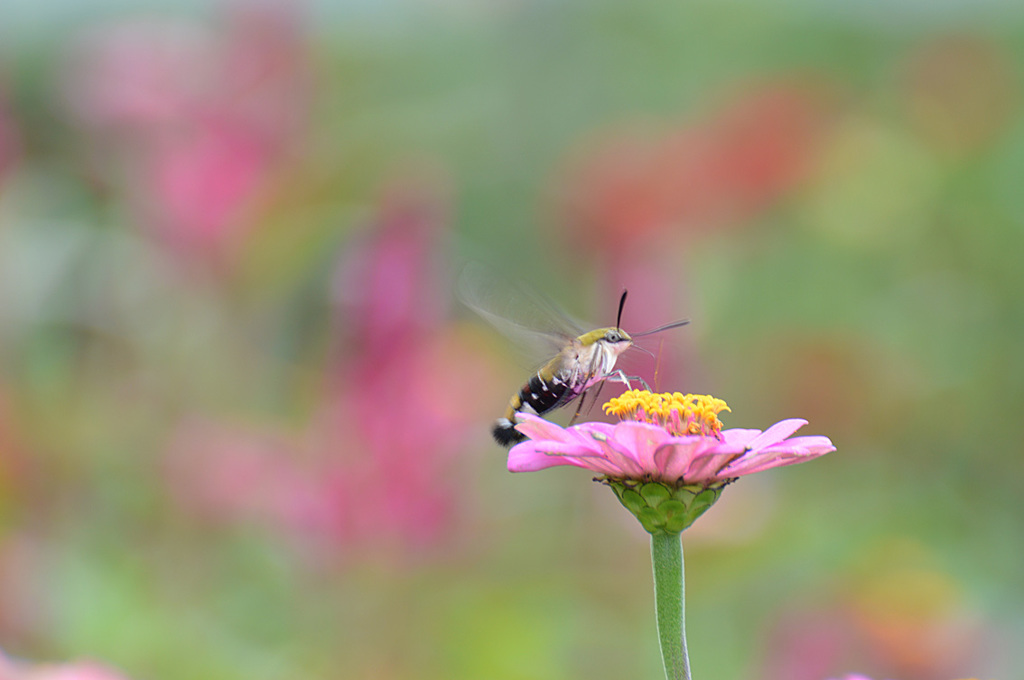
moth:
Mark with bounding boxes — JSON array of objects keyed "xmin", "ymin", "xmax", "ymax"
[{"xmin": 458, "ymin": 264, "xmax": 688, "ymax": 446}]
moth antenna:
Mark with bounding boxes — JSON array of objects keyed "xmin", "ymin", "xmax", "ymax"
[
  {"xmin": 632, "ymin": 319, "xmax": 690, "ymax": 337},
  {"xmin": 616, "ymin": 290, "xmax": 628, "ymax": 331}
]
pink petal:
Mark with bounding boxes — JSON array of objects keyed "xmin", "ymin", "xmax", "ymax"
[
  {"xmin": 574, "ymin": 454, "xmax": 630, "ymax": 477},
  {"xmin": 720, "ymin": 427, "xmax": 762, "ymax": 448},
  {"xmin": 722, "ymin": 443, "xmax": 831, "ymax": 477},
  {"xmin": 724, "ymin": 453, "xmax": 800, "ymax": 477},
  {"xmin": 774, "ymin": 435, "xmax": 836, "ymax": 455},
  {"xmin": 745, "ymin": 418, "xmax": 807, "ymax": 449},
  {"xmin": 609, "ymin": 420, "xmax": 675, "ymax": 471},
  {"xmin": 574, "ymin": 421, "xmax": 616, "ymax": 438},
  {"xmin": 684, "ymin": 446, "xmax": 748, "ymax": 483},
  {"xmin": 569, "ymin": 423, "xmax": 648, "ymax": 476},
  {"xmin": 652, "ymin": 437, "xmax": 738, "ymax": 481},
  {"xmin": 513, "ymin": 413, "xmax": 577, "ymax": 443},
  {"xmin": 570, "ymin": 421, "xmax": 617, "ymax": 449},
  {"xmin": 652, "ymin": 437, "xmax": 701, "ymax": 479},
  {"xmin": 507, "ymin": 440, "xmax": 603, "ymax": 473},
  {"xmin": 591, "ymin": 434, "xmax": 647, "ymax": 477}
]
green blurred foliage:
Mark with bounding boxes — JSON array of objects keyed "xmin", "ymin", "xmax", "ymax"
[{"xmin": 0, "ymin": 1, "xmax": 1022, "ymax": 679}]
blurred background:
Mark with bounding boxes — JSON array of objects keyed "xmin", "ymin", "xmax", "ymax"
[{"xmin": 0, "ymin": 0, "xmax": 1022, "ymax": 679}]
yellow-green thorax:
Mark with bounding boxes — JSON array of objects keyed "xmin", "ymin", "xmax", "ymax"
[{"xmin": 577, "ymin": 326, "xmax": 632, "ymax": 347}]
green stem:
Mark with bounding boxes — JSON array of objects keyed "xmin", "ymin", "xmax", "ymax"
[{"xmin": 651, "ymin": 531, "xmax": 690, "ymax": 680}]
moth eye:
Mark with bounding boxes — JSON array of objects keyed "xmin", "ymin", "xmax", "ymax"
[{"xmin": 606, "ymin": 331, "xmax": 620, "ymax": 342}]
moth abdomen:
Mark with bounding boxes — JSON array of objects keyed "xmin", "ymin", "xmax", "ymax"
[{"xmin": 492, "ymin": 369, "xmax": 570, "ymax": 447}]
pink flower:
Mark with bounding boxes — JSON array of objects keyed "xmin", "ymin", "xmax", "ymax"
[
  {"xmin": 162, "ymin": 418, "xmax": 345, "ymax": 541},
  {"xmin": 161, "ymin": 179, "xmax": 496, "ymax": 559},
  {"xmin": 62, "ymin": 4, "xmax": 308, "ymax": 261},
  {"xmin": 0, "ymin": 652, "xmax": 134, "ymax": 680},
  {"xmin": 320, "ymin": 179, "xmax": 494, "ymax": 548},
  {"xmin": 507, "ymin": 390, "xmax": 834, "ymax": 533},
  {"xmin": 509, "ymin": 391, "xmax": 834, "ymax": 484}
]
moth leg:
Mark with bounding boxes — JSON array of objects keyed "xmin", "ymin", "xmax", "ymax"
[
  {"xmin": 587, "ymin": 379, "xmax": 607, "ymax": 414},
  {"xmin": 610, "ymin": 370, "xmax": 650, "ymax": 391},
  {"xmin": 569, "ymin": 390, "xmax": 588, "ymax": 425}
]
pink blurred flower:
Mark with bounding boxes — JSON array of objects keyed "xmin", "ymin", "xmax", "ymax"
[
  {"xmin": 63, "ymin": 3, "xmax": 308, "ymax": 261},
  {"xmin": 321, "ymin": 179, "xmax": 496, "ymax": 548},
  {"xmin": 509, "ymin": 391, "xmax": 834, "ymax": 484},
  {"xmin": 333, "ymin": 179, "xmax": 448, "ymax": 361},
  {"xmin": 761, "ymin": 541, "xmax": 992, "ymax": 680},
  {"xmin": 163, "ymin": 178, "xmax": 497, "ymax": 556},
  {"xmin": 163, "ymin": 419, "xmax": 344, "ymax": 540},
  {"xmin": 0, "ymin": 652, "xmax": 133, "ymax": 680},
  {"xmin": 555, "ymin": 82, "xmax": 831, "ymax": 254},
  {"xmin": 847, "ymin": 563, "xmax": 986, "ymax": 680}
]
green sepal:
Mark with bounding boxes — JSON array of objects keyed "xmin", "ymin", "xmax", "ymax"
[
  {"xmin": 640, "ymin": 482, "xmax": 671, "ymax": 506},
  {"xmin": 600, "ymin": 477, "xmax": 730, "ymax": 535},
  {"xmin": 618, "ymin": 488, "xmax": 646, "ymax": 516}
]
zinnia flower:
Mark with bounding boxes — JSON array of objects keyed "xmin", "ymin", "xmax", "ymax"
[{"xmin": 508, "ymin": 390, "xmax": 835, "ymax": 533}]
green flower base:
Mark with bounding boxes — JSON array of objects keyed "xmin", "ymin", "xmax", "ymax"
[{"xmin": 599, "ymin": 478, "xmax": 730, "ymax": 534}]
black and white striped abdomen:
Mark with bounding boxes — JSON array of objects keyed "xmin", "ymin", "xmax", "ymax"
[
  {"xmin": 492, "ymin": 371, "xmax": 570, "ymax": 446},
  {"xmin": 519, "ymin": 372, "xmax": 569, "ymax": 417}
]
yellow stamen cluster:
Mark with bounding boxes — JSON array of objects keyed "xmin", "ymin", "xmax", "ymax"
[{"xmin": 603, "ymin": 389, "xmax": 730, "ymax": 437}]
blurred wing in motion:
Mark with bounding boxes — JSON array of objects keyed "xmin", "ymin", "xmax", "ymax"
[{"xmin": 456, "ymin": 261, "xmax": 587, "ymax": 364}]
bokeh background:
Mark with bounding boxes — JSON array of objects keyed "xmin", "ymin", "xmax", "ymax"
[{"xmin": 0, "ymin": 1, "xmax": 1022, "ymax": 679}]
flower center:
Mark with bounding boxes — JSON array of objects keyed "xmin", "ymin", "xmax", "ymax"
[{"xmin": 603, "ymin": 389, "xmax": 730, "ymax": 437}]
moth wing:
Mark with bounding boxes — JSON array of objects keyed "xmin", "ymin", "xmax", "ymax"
[{"xmin": 457, "ymin": 262, "xmax": 587, "ymax": 365}]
